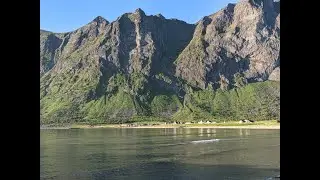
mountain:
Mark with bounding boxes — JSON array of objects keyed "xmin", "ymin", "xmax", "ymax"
[
  {"xmin": 40, "ymin": 0, "xmax": 280, "ymax": 124},
  {"xmin": 176, "ymin": 0, "xmax": 280, "ymax": 89}
]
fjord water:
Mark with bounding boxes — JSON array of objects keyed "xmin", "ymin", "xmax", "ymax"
[{"xmin": 40, "ymin": 128, "xmax": 280, "ymax": 180}]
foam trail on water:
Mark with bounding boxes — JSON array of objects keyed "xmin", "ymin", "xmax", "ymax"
[
  {"xmin": 221, "ymin": 138, "xmax": 249, "ymax": 141},
  {"xmin": 191, "ymin": 139, "xmax": 220, "ymax": 144},
  {"xmin": 190, "ymin": 137, "xmax": 249, "ymax": 144}
]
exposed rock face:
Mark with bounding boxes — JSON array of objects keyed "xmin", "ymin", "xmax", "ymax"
[
  {"xmin": 40, "ymin": 17, "xmax": 109, "ymax": 76},
  {"xmin": 40, "ymin": 9, "xmax": 195, "ymax": 123},
  {"xmin": 268, "ymin": 66, "xmax": 280, "ymax": 81},
  {"xmin": 40, "ymin": 9, "xmax": 195, "ymax": 76},
  {"xmin": 40, "ymin": 1, "xmax": 280, "ymax": 124},
  {"xmin": 175, "ymin": 0, "xmax": 280, "ymax": 90},
  {"xmin": 114, "ymin": 8, "xmax": 195, "ymax": 76},
  {"xmin": 40, "ymin": 30, "xmax": 62, "ymax": 75}
]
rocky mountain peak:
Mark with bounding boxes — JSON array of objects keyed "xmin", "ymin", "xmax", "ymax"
[
  {"xmin": 92, "ymin": 16, "xmax": 109, "ymax": 24},
  {"xmin": 155, "ymin": 13, "xmax": 165, "ymax": 19},
  {"xmin": 175, "ymin": 0, "xmax": 280, "ymax": 90},
  {"xmin": 134, "ymin": 8, "xmax": 146, "ymax": 16}
]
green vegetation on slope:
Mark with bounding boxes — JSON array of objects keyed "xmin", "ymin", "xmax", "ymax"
[
  {"xmin": 40, "ymin": 5, "xmax": 280, "ymax": 125},
  {"xmin": 81, "ymin": 89, "xmax": 136, "ymax": 124},
  {"xmin": 174, "ymin": 81, "xmax": 280, "ymax": 122},
  {"xmin": 40, "ymin": 80, "xmax": 279, "ymax": 125}
]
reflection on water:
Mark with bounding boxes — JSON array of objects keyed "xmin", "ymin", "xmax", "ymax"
[
  {"xmin": 245, "ymin": 129, "xmax": 250, "ymax": 136},
  {"xmin": 41, "ymin": 128, "xmax": 280, "ymax": 180},
  {"xmin": 185, "ymin": 127, "xmax": 191, "ymax": 138},
  {"xmin": 239, "ymin": 128, "xmax": 251, "ymax": 137}
]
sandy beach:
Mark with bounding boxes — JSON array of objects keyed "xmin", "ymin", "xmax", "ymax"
[
  {"xmin": 41, "ymin": 125, "xmax": 280, "ymax": 130},
  {"xmin": 58, "ymin": 123, "xmax": 279, "ymax": 130},
  {"xmin": 41, "ymin": 120, "xmax": 280, "ymax": 130},
  {"xmin": 182, "ymin": 125, "xmax": 280, "ymax": 129},
  {"xmin": 103, "ymin": 125, "xmax": 279, "ymax": 129}
]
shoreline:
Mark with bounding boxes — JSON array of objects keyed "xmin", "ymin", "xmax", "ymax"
[
  {"xmin": 40, "ymin": 123, "xmax": 280, "ymax": 130},
  {"xmin": 103, "ymin": 125, "xmax": 280, "ymax": 129}
]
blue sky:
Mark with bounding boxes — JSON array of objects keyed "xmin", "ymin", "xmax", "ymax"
[{"xmin": 40, "ymin": 0, "xmax": 238, "ymax": 33}]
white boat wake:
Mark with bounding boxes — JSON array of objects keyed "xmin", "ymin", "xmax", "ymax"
[
  {"xmin": 191, "ymin": 139, "xmax": 220, "ymax": 144},
  {"xmin": 190, "ymin": 138, "xmax": 250, "ymax": 144}
]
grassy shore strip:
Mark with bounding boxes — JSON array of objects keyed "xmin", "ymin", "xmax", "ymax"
[{"xmin": 66, "ymin": 120, "xmax": 279, "ymax": 129}]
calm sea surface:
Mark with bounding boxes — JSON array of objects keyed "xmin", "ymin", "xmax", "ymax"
[{"xmin": 40, "ymin": 128, "xmax": 280, "ymax": 180}]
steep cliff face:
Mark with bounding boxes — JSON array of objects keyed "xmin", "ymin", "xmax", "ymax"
[
  {"xmin": 40, "ymin": 17, "xmax": 109, "ymax": 76},
  {"xmin": 175, "ymin": 0, "xmax": 280, "ymax": 90},
  {"xmin": 113, "ymin": 8, "xmax": 195, "ymax": 76},
  {"xmin": 40, "ymin": 1, "xmax": 280, "ymax": 124},
  {"xmin": 268, "ymin": 66, "xmax": 280, "ymax": 81},
  {"xmin": 40, "ymin": 30, "xmax": 62, "ymax": 75},
  {"xmin": 40, "ymin": 9, "xmax": 195, "ymax": 123}
]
